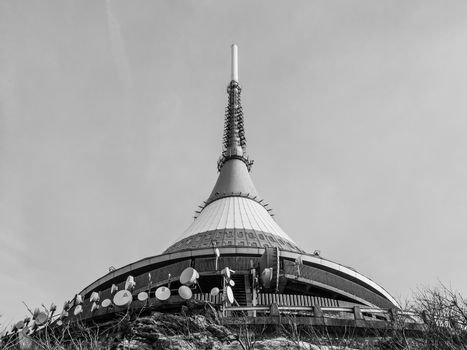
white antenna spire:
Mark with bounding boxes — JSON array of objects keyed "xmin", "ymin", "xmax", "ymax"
[{"xmin": 231, "ymin": 44, "xmax": 238, "ymax": 82}]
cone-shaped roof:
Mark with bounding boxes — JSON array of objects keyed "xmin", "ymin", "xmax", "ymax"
[{"xmin": 164, "ymin": 46, "xmax": 301, "ymax": 254}]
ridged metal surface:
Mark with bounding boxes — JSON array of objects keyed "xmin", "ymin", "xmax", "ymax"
[{"xmin": 181, "ymin": 196, "xmax": 294, "ymax": 242}]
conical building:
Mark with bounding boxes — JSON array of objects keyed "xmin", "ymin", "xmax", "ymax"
[{"xmin": 70, "ymin": 46, "xmax": 399, "ymax": 322}]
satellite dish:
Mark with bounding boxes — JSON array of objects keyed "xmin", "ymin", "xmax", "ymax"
[
  {"xmin": 91, "ymin": 302, "xmax": 99, "ymax": 312},
  {"xmin": 215, "ymin": 248, "xmax": 220, "ymax": 258},
  {"xmin": 210, "ymin": 287, "xmax": 220, "ymax": 296},
  {"xmin": 222, "ymin": 267, "xmax": 235, "ymax": 278},
  {"xmin": 90, "ymin": 292, "xmax": 100, "ymax": 303},
  {"xmin": 113, "ymin": 290, "xmax": 133, "ymax": 307},
  {"xmin": 125, "ymin": 275, "xmax": 136, "ymax": 290},
  {"xmin": 56, "ymin": 320, "xmax": 63, "ymax": 327},
  {"xmin": 225, "ymin": 286, "xmax": 234, "ymax": 304},
  {"xmin": 261, "ymin": 268, "xmax": 273, "ymax": 289},
  {"xmin": 111, "ymin": 284, "xmax": 118, "ymax": 294},
  {"xmin": 75, "ymin": 294, "xmax": 83, "ymax": 305},
  {"xmin": 73, "ymin": 305, "xmax": 83, "ymax": 316},
  {"xmin": 101, "ymin": 299, "xmax": 112, "ymax": 308},
  {"xmin": 155, "ymin": 286, "xmax": 171, "ymax": 301},
  {"xmin": 137, "ymin": 292, "xmax": 149, "ymax": 302},
  {"xmin": 228, "ymin": 279, "xmax": 235, "ymax": 287},
  {"xmin": 35, "ymin": 312, "xmax": 48, "ymax": 326},
  {"xmin": 296, "ymin": 256, "xmax": 303, "ymax": 265},
  {"xmin": 15, "ymin": 320, "xmax": 24, "ymax": 330},
  {"xmin": 180, "ymin": 267, "xmax": 199, "ymax": 286},
  {"xmin": 178, "ymin": 285, "xmax": 193, "ymax": 300}
]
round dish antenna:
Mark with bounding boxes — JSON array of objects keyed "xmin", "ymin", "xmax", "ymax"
[
  {"xmin": 101, "ymin": 299, "xmax": 112, "ymax": 308},
  {"xmin": 91, "ymin": 302, "xmax": 99, "ymax": 312},
  {"xmin": 90, "ymin": 292, "xmax": 100, "ymax": 303},
  {"xmin": 113, "ymin": 290, "xmax": 133, "ymax": 307},
  {"xmin": 260, "ymin": 267, "xmax": 273, "ymax": 289},
  {"xmin": 180, "ymin": 267, "xmax": 199, "ymax": 286},
  {"xmin": 137, "ymin": 292, "xmax": 149, "ymax": 302},
  {"xmin": 225, "ymin": 286, "xmax": 234, "ymax": 304},
  {"xmin": 73, "ymin": 305, "xmax": 83, "ymax": 316},
  {"xmin": 178, "ymin": 285, "xmax": 193, "ymax": 300},
  {"xmin": 155, "ymin": 286, "xmax": 171, "ymax": 301},
  {"xmin": 210, "ymin": 287, "xmax": 220, "ymax": 296},
  {"xmin": 125, "ymin": 275, "xmax": 136, "ymax": 290}
]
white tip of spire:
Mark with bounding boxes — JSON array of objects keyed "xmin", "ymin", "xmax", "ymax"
[{"xmin": 231, "ymin": 44, "xmax": 238, "ymax": 82}]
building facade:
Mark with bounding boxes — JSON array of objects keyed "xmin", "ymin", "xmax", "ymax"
[{"xmin": 66, "ymin": 45, "xmax": 399, "ymax": 322}]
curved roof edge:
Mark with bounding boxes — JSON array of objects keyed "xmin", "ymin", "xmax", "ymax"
[{"xmin": 79, "ymin": 247, "xmax": 400, "ymax": 309}]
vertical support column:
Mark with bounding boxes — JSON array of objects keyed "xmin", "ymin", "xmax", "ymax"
[{"xmin": 353, "ymin": 306, "xmax": 364, "ymax": 320}]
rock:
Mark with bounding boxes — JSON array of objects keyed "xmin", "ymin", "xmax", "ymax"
[
  {"xmin": 154, "ymin": 335, "xmax": 196, "ymax": 350},
  {"xmin": 117, "ymin": 338, "xmax": 152, "ymax": 350},
  {"xmin": 207, "ymin": 324, "xmax": 232, "ymax": 340}
]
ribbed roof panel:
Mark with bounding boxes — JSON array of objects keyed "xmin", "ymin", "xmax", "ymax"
[{"xmin": 183, "ymin": 196, "xmax": 293, "ymax": 241}]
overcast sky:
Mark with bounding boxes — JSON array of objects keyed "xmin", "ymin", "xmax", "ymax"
[{"xmin": 1, "ymin": 0, "xmax": 467, "ymax": 325}]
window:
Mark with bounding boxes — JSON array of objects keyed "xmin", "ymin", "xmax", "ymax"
[
  {"xmin": 268, "ymin": 236, "xmax": 276, "ymax": 242},
  {"xmin": 227, "ymin": 231, "xmax": 233, "ymax": 238},
  {"xmin": 248, "ymin": 232, "xmax": 255, "ymax": 239},
  {"xmin": 250, "ymin": 242, "xmax": 258, "ymax": 247},
  {"xmin": 239, "ymin": 241, "xmax": 245, "ymax": 246},
  {"xmin": 237, "ymin": 232, "xmax": 244, "ymax": 238},
  {"xmin": 258, "ymin": 234, "xmax": 265, "ymax": 240}
]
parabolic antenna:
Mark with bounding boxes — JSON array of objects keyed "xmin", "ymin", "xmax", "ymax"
[
  {"xmin": 225, "ymin": 286, "xmax": 234, "ymax": 304},
  {"xmin": 56, "ymin": 320, "xmax": 63, "ymax": 327},
  {"xmin": 91, "ymin": 302, "xmax": 99, "ymax": 312},
  {"xmin": 90, "ymin": 292, "xmax": 100, "ymax": 303},
  {"xmin": 75, "ymin": 294, "xmax": 83, "ymax": 305},
  {"xmin": 125, "ymin": 275, "xmax": 136, "ymax": 290},
  {"xmin": 222, "ymin": 267, "xmax": 235, "ymax": 278},
  {"xmin": 35, "ymin": 312, "xmax": 48, "ymax": 326},
  {"xmin": 260, "ymin": 268, "xmax": 273, "ymax": 289},
  {"xmin": 73, "ymin": 305, "xmax": 83, "ymax": 316},
  {"xmin": 111, "ymin": 284, "xmax": 118, "ymax": 294},
  {"xmin": 137, "ymin": 292, "xmax": 149, "ymax": 301},
  {"xmin": 113, "ymin": 290, "xmax": 133, "ymax": 307},
  {"xmin": 101, "ymin": 299, "xmax": 112, "ymax": 308},
  {"xmin": 179, "ymin": 267, "xmax": 199, "ymax": 286},
  {"xmin": 155, "ymin": 286, "xmax": 171, "ymax": 301},
  {"xmin": 210, "ymin": 287, "xmax": 220, "ymax": 296},
  {"xmin": 228, "ymin": 279, "xmax": 235, "ymax": 287},
  {"xmin": 178, "ymin": 285, "xmax": 193, "ymax": 300}
]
